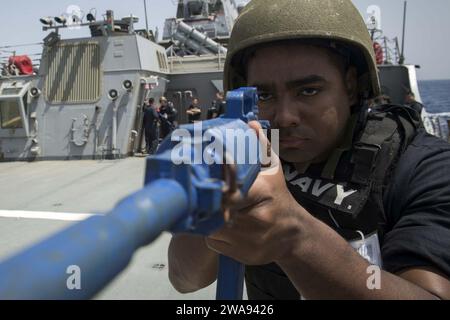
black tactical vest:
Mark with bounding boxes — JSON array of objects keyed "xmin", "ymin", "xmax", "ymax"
[{"xmin": 245, "ymin": 105, "xmax": 421, "ymax": 300}]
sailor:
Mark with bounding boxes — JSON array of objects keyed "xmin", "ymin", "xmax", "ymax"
[
  {"xmin": 142, "ymin": 97, "xmax": 159, "ymax": 154},
  {"xmin": 207, "ymin": 92, "xmax": 226, "ymax": 119},
  {"xmin": 186, "ymin": 98, "xmax": 202, "ymax": 123},
  {"xmin": 168, "ymin": 0, "xmax": 450, "ymax": 299},
  {"xmin": 159, "ymin": 96, "xmax": 177, "ymax": 139},
  {"xmin": 405, "ymin": 91, "xmax": 424, "ymax": 117}
]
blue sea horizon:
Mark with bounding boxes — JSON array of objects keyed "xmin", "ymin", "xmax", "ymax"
[{"xmin": 418, "ymin": 79, "xmax": 450, "ymax": 114}]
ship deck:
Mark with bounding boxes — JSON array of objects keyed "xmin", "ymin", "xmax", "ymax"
[{"xmin": 0, "ymin": 157, "xmax": 218, "ymax": 299}]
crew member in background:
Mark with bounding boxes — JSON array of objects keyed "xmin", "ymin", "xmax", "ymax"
[
  {"xmin": 405, "ymin": 91, "xmax": 424, "ymax": 117},
  {"xmin": 159, "ymin": 96, "xmax": 177, "ymax": 139},
  {"xmin": 142, "ymin": 98, "xmax": 159, "ymax": 154},
  {"xmin": 207, "ymin": 92, "xmax": 227, "ymax": 119},
  {"xmin": 186, "ymin": 98, "xmax": 202, "ymax": 123},
  {"xmin": 207, "ymin": 102, "xmax": 219, "ymax": 120}
]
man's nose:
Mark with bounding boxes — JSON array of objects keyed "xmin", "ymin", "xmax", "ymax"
[{"xmin": 273, "ymin": 96, "xmax": 301, "ymax": 128}]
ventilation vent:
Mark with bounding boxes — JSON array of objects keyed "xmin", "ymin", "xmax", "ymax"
[
  {"xmin": 45, "ymin": 42, "xmax": 101, "ymax": 104},
  {"xmin": 157, "ymin": 51, "xmax": 168, "ymax": 72}
]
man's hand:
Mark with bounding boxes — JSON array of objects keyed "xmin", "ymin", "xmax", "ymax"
[
  {"xmin": 168, "ymin": 235, "xmax": 219, "ymax": 293},
  {"xmin": 206, "ymin": 122, "xmax": 308, "ymax": 266}
]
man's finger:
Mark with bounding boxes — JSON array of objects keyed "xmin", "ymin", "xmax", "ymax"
[
  {"xmin": 248, "ymin": 121, "xmax": 281, "ymax": 176},
  {"xmin": 205, "ymin": 237, "xmax": 230, "ymax": 255}
]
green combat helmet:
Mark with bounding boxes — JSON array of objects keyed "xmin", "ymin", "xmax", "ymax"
[{"xmin": 224, "ymin": 0, "xmax": 381, "ymax": 99}]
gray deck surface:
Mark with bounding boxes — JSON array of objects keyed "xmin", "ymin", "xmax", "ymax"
[{"xmin": 0, "ymin": 157, "xmax": 221, "ymax": 300}]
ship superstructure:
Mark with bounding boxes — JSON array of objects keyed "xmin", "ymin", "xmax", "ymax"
[{"xmin": 0, "ymin": 11, "xmax": 169, "ymax": 161}]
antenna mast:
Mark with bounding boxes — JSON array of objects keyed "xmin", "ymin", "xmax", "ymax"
[
  {"xmin": 143, "ymin": 0, "xmax": 150, "ymax": 36},
  {"xmin": 399, "ymin": 1, "xmax": 407, "ymax": 64}
]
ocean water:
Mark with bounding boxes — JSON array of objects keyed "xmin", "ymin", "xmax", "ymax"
[{"xmin": 418, "ymin": 80, "xmax": 450, "ymax": 114}]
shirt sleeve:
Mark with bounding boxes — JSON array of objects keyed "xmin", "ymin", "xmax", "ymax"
[{"xmin": 382, "ymin": 133, "xmax": 450, "ymax": 277}]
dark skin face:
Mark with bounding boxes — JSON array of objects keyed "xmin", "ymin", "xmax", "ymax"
[
  {"xmin": 405, "ymin": 93, "xmax": 415, "ymax": 104},
  {"xmin": 247, "ymin": 44, "xmax": 358, "ymax": 166},
  {"xmin": 216, "ymin": 92, "xmax": 225, "ymax": 101}
]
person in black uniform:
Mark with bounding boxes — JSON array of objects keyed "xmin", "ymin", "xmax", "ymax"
[
  {"xmin": 186, "ymin": 98, "xmax": 202, "ymax": 123},
  {"xmin": 168, "ymin": 0, "xmax": 450, "ymax": 299},
  {"xmin": 215, "ymin": 91, "xmax": 226, "ymax": 117},
  {"xmin": 206, "ymin": 102, "xmax": 219, "ymax": 120},
  {"xmin": 207, "ymin": 91, "xmax": 227, "ymax": 119},
  {"xmin": 142, "ymin": 98, "xmax": 159, "ymax": 154},
  {"xmin": 158, "ymin": 96, "xmax": 177, "ymax": 140},
  {"xmin": 405, "ymin": 91, "xmax": 424, "ymax": 117}
]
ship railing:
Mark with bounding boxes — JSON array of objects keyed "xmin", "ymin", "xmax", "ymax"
[
  {"xmin": 0, "ymin": 43, "xmax": 43, "ymax": 77},
  {"xmin": 423, "ymin": 111, "xmax": 450, "ymax": 142}
]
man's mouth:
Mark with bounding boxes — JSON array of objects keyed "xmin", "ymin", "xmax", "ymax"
[{"xmin": 279, "ymin": 136, "xmax": 310, "ymax": 148}]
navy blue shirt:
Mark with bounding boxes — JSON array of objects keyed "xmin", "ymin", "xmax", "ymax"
[
  {"xmin": 143, "ymin": 105, "xmax": 159, "ymax": 135},
  {"xmin": 382, "ymin": 129, "xmax": 450, "ymax": 277},
  {"xmin": 245, "ymin": 129, "xmax": 450, "ymax": 300}
]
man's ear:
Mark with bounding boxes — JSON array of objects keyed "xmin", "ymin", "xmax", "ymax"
[{"xmin": 345, "ymin": 66, "xmax": 358, "ymax": 105}]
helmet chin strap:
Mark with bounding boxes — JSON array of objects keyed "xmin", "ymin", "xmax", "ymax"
[{"xmin": 320, "ymin": 113, "xmax": 360, "ymax": 180}]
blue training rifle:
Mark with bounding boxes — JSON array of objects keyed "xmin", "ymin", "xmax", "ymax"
[{"xmin": 0, "ymin": 87, "xmax": 269, "ymax": 300}]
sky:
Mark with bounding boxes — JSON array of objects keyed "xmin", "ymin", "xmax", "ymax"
[{"xmin": 0, "ymin": 0, "xmax": 449, "ymax": 80}]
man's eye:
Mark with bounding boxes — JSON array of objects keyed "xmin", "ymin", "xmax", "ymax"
[
  {"xmin": 300, "ymin": 88, "xmax": 320, "ymax": 96},
  {"xmin": 258, "ymin": 93, "xmax": 273, "ymax": 102}
]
